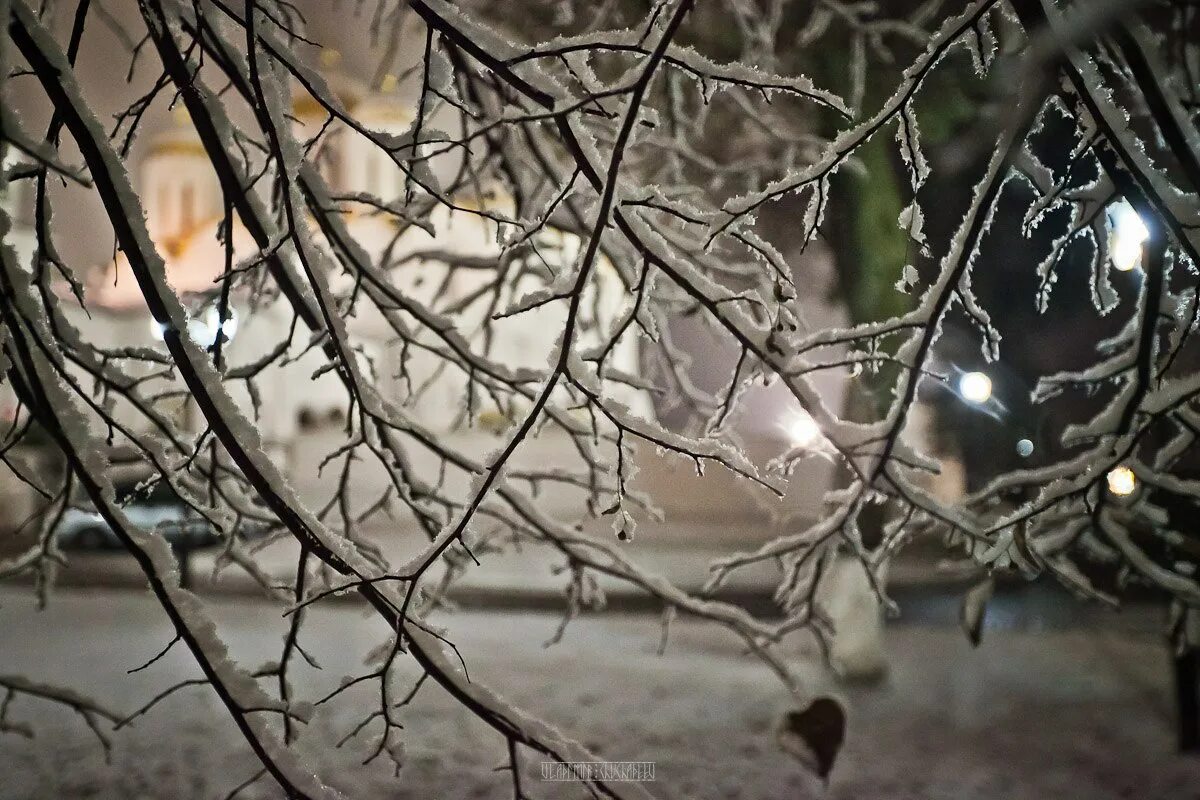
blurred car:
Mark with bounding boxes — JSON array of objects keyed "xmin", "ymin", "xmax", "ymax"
[{"xmin": 56, "ymin": 478, "xmax": 216, "ymax": 551}]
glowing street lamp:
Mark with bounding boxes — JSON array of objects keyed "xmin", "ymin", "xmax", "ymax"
[
  {"xmin": 205, "ymin": 305, "xmax": 239, "ymax": 344},
  {"xmin": 785, "ymin": 412, "xmax": 822, "ymax": 448},
  {"xmin": 958, "ymin": 371, "xmax": 993, "ymax": 404},
  {"xmin": 152, "ymin": 306, "xmax": 239, "ymax": 347},
  {"xmin": 187, "ymin": 317, "xmax": 211, "ymax": 344},
  {"xmin": 1106, "ymin": 465, "xmax": 1137, "ymax": 497},
  {"xmin": 1108, "ymin": 201, "xmax": 1150, "ymax": 272}
]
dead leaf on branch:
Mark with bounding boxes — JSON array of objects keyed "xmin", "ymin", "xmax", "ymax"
[{"xmin": 776, "ymin": 696, "xmax": 845, "ymax": 781}]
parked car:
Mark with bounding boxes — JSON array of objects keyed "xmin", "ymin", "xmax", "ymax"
[{"xmin": 56, "ymin": 478, "xmax": 216, "ymax": 551}]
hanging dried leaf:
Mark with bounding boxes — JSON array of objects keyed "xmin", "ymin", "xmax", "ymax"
[{"xmin": 776, "ymin": 697, "xmax": 846, "ymax": 781}]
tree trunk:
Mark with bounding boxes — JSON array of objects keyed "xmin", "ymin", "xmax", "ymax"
[
  {"xmin": 821, "ymin": 386, "xmax": 889, "ymax": 683},
  {"xmin": 1177, "ymin": 608, "xmax": 1200, "ymax": 753}
]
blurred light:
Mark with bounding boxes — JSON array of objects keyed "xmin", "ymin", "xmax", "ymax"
[
  {"xmin": 149, "ymin": 319, "xmax": 167, "ymax": 341},
  {"xmin": 958, "ymin": 371, "xmax": 993, "ymax": 404},
  {"xmin": 1016, "ymin": 438, "xmax": 1034, "ymax": 458},
  {"xmin": 175, "ymin": 306, "xmax": 240, "ymax": 348},
  {"xmin": 785, "ymin": 413, "xmax": 822, "ymax": 448},
  {"xmin": 1108, "ymin": 201, "xmax": 1149, "ymax": 272},
  {"xmin": 1106, "ymin": 465, "xmax": 1137, "ymax": 497},
  {"xmin": 205, "ymin": 305, "xmax": 238, "ymax": 343},
  {"xmin": 187, "ymin": 317, "xmax": 211, "ymax": 345}
]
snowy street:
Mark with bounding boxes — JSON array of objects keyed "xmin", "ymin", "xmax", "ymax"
[{"xmin": 0, "ymin": 586, "xmax": 1197, "ymax": 799}]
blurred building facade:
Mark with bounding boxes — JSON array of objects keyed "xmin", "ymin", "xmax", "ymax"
[
  {"xmin": 1, "ymin": 51, "xmax": 856, "ymax": 531},
  {"xmin": 50, "ymin": 64, "xmax": 642, "ymax": 450}
]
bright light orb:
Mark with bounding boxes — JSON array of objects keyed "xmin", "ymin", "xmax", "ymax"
[
  {"xmin": 1016, "ymin": 438, "xmax": 1034, "ymax": 458},
  {"xmin": 205, "ymin": 305, "xmax": 239, "ymax": 343},
  {"xmin": 1106, "ymin": 465, "xmax": 1137, "ymax": 497},
  {"xmin": 149, "ymin": 319, "xmax": 167, "ymax": 341},
  {"xmin": 958, "ymin": 371, "xmax": 993, "ymax": 404},
  {"xmin": 186, "ymin": 317, "xmax": 211, "ymax": 345},
  {"xmin": 785, "ymin": 413, "xmax": 822, "ymax": 448},
  {"xmin": 1108, "ymin": 201, "xmax": 1150, "ymax": 272}
]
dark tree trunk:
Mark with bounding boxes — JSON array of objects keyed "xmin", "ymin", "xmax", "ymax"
[{"xmin": 1176, "ymin": 644, "xmax": 1200, "ymax": 753}]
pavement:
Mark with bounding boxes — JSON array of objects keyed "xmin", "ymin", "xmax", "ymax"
[
  {"xmin": 0, "ymin": 587, "xmax": 1194, "ymax": 799},
  {"xmin": 0, "ymin": 442, "xmax": 1186, "ymax": 799}
]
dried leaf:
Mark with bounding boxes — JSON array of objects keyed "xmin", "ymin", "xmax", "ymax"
[{"xmin": 776, "ymin": 697, "xmax": 845, "ymax": 781}]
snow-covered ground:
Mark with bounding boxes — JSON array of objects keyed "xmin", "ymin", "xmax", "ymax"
[{"xmin": 0, "ymin": 587, "xmax": 1196, "ymax": 799}]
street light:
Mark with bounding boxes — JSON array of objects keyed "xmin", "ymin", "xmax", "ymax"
[
  {"xmin": 188, "ymin": 306, "xmax": 239, "ymax": 347},
  {"xmin": 784, "ymin": 411, "xmax": 822, "ymax": 448},
  {"xmin": 153, "ymin": 306, "xmax": 239, "ymax": 347},
  {"xmin": 204, "ymin": 304, "xmax": 239, "ymax": 344},
  {"xmin": 187, "ymin": 317, "xmax": 211, "ymax": 344},
  {"xmin": 1106, "ymin": 465, "xmax": 1137, "ymax": 497},
  {"xmin": 1108, "ymin": 201, "xmax": 1149, "ymax": 272},
  {"xmin": 958, "ymin": 371, "xmax": 993, "ymax": 404}
]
